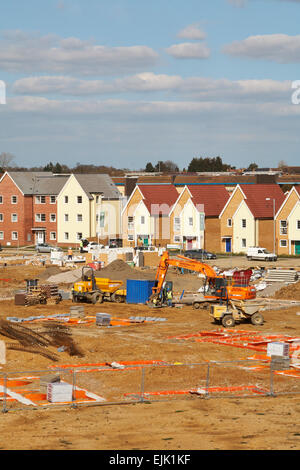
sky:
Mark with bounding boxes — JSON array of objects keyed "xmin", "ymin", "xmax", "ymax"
[{"xmin": 0, "ymin": 0, "xmax": 300, "ymax": 170}]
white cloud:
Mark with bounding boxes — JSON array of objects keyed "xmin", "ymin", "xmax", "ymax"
[
  {"xmin": 12, "ymin": 74, "xmax": 292, "ymax": 102},
  {"xmin": 223, "ymin": 34, "xmax": 300, "ymax": 63},
  {"xmin": 165, "ymin": 42, "xmax": 210, "ymax": 59},
  {"xmin": 0, "ymin": 30, "xmax": 159, "ymax": 75},
  {"xmin": 177, "ymin": 24, "xmax": 206, "ymax": 40},
  {"xmin": 6, "ymin": 95, "xmax": 300, "ymax": 119},
  {"xmin": 12, "ymin": 73, "xmax": 183, "ymax": 95}
]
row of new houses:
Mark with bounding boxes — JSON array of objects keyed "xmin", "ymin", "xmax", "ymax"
[
  {"xmin": 121, "ymin": 182, "xmax": 300, "ymax": 255},
  {"xmin": 0, "ymin": 171, "xmax": 299, "ymax": 255}
]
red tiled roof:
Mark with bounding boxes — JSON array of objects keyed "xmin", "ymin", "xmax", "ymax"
[
  {"xmin": 187, "ymin": 185, "xmax": 230, "ymax": 217},
  {"xmin": 138, "ymin": 184, "xmax": 179, "ymax": 215},
  {"xmin": 240, "ymin": 184, "xmax": 285, "ymax": 218}
]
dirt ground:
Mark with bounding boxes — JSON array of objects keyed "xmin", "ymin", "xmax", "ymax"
[{"xmin": 0, "ymin": 260, "xmax": 299, "ymax": 451}]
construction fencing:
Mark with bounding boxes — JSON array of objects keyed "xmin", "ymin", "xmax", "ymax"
[{"xmin": 1, "ymin": 359, "xmax": 300, "ymax": 413}]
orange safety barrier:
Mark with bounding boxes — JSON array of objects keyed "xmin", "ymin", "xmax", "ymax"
[
  {"xmin": 124, "ymin": 385, "xmax": 268, "ymax": 398},
  {"xmin": 0, "ymin": 379, "xmax": 32, "ymax": 387},
  {"xmin": 274, "ymin": 370, "xmax": 300, "ymax": 378},
  {"xmin": 0, "ymin": 377, "xmax": 105, "ymax": 406},
  {"xmin": 171, "ymin": 329, "xmax": 300, "ymax": 356},
  {"xmin": 49, "ymin": 360, "xmax": 168, "ymax": 371}
]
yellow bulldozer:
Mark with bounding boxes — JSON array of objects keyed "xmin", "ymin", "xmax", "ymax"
[{"xmin": 72, "ymin": 267, "xmax": 126, "ymax": 304}]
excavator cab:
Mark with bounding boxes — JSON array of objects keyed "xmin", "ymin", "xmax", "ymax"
[{"xmin": 150, "ymin": 251, "xmax": 256, "ymax": 307}]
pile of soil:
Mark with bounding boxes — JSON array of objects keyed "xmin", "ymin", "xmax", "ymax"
[
  {"xmin": 38, "ymin": 266, "xmax": 64, "ymax": 281},
  {"xmin": 272, "ymin": 279, "xmax": 300, "ymax": 300},
  {"xmin": 95, "ymin": 259, "xmax": 154, "ymax": 284}
]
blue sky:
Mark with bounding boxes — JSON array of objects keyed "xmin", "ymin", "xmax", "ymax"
[{"xmin": 0, "ymin": 0, "xmax": 300, "ymax": 170}]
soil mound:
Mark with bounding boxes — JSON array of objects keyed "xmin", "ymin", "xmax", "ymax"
[
  {"xmin": 38, "ymin": 266, "xmax": 63, "ymax": 281},
  {"xmin": 95, "ymin": 259, "xmax": 155, "ymax": 284},
  {"xmin": 273, "ymin": 279, "xmax": 300, "ymax": 300}
]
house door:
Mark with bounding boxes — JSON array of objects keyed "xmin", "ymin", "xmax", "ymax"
[
  {"xmin": 35, "ymin": 231, "xmax": 45, "ymax": 244},
  {"xmin": 295, "ymin": 241, "xmax": 300, "ymax": 255},
  {"xmin": 225, "ymin": 238, "xmax": 232, "ymax": 253},
  {"xmin": 187, "ymin": 238, "xmax": 193, "ymax": 250}
]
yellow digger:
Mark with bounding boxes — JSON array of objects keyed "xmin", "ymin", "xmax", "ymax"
[
  {"xmin": 210, "ymin": 299, "xmax": 264, "ymax": 328},
  {"xmin": 72, "ymin": 267, "xmax": 126, "ymax": 304}
]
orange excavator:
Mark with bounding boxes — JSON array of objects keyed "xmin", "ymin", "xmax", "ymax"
[{"xmin": 150, "ymin": 251, "xmax": 256, "ymax": 306}]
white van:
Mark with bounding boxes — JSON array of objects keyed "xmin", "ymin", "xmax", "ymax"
[{"xmin": 247, "ymin": 247, "xmax": 277, "ymax": 261}]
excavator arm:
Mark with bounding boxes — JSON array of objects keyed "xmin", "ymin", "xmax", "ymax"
[
  {"xmin": 150, "ymin": 251, "xmax": 256, "ymax": 305},
  {"xmin": 152, "ymin": 251, "xmax": 217, "ymax": 298}
]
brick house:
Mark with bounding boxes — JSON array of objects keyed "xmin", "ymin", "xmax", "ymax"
[
  {"xmin": 169, "ymin": 185, "xmax": 230, "ymax": 252},
  {"xmin": 219, "ymin": 184, "xmax": 285, "ymax": 253},
  {"xmin": 0, "ymin": 171, "xmax": 68, "ymax": 247},
  {"xmin": 275, "ymin": 186, "xmax": 300, "ymax": 255},
  {"xmin": 121, "ymin": 184, "xmax": 179, "ymax": 248}
]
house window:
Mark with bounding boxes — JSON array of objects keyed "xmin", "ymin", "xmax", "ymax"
[
  {"xmin": 280, "ymin": 239, "xmax": 287, "ymax": 247},
  {"xmin": 227, "ymin": 218, "xmax": 232, "ymax": 227},
  {"xmin": 241, "ymin": 219, "xmax": 246, "ymax": 228},
  {"xmin": 0, "ymin": 232, "xmax": 3, "ymax": 240},
  {"xmin": 141, "ymin": 216, "xmax": 145, "ymax": 225},
  {"xmin": 280, "ymin": 220, "xmax": 287, "ymax": 235},
  {"xmin": 50, "ymin": 196, "xmax": 56, "ymax": 204},
  {"xmin": 174, "ymin": 217, "xmax": 180, "ymax": 231},
  {"xmin": 64, "ymin": 196, "xmax": 68, "ymax": 204},
  {"xmin": 50, "ymin": 214, "xmax": 56, "ymax": 222},
  {"xmin": 77, "ymin": 232, "xmax": 83, "ymax": 240},
  {"xmin": 77, "ymin": 196, "xmax": 82, "ymax": 204},
  {"xmin": 0, "ymin": 196, "xmax": 3, "ymax": 204},
  {"xmin": 0, "ymin": 214, "xmax": 3, "ymax": 222},
  {"xmin": 297, "ymin": 220, "xmax": 300, "ymax": 230},
  {"xmin": 64, "ymin": 232, "xmax": 69, "ymax": 240},
  {"xmin": 64, "ymin": 214, "xmax": 69, "ymax": 222},
  {"xmin": 128, "ymin": 234, "xmax": 134, "ymax": 241},
  {"xmin": 100, "ymin": 212, "xmax": 105, "ymax": 228},
  {"xmin": 11, "ymin": 214, "xmax": 18, "ymax": 222},
  {"xmin": 77, "ymin": 214, "xmax": 83, "ymax": 222},
  {"xmin": 35, "ymin": 195, "xmax": 46, "ymax": 204},
  {"xmin": 174, "ymin": 235, "xmax": 181, "ymax": 243},
  {"xmin": 96, "ymin": 196, "xmax": 100, "ymax": 203},
  {"xmin": 241, "ymin": 238, "xmax": 247, "ymax": 248},
  {"xmin": 188, "ymin": 217, "xmax": 193, "ymax": 226},
  {"xmin": 35, "ymin": 214, "xmax": 46, "ymax": 222},
  {"xmin": 11, "ymin": 196, "xmax": 17, "ymax": 204},
  {"xmin": 128, "ymin": 216, "xmax": 134, "ymax": 229},
  {"xmin": 12, "ymin": 231, "xmax": 18, "ymax": 240},
  {"xmin": 50, "ymin": 232, "xmax": 56, "ymax": 240}
]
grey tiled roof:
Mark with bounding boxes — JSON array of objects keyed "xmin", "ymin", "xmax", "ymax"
[
  {"xmin": 7, "ymin": 172, "xmax": 69, "ymax": 195},
  {"xmin": 6, "ymin": 171, "xmax": 121, "ymax": 199},
  {"xmin": 74, "ymin": 174, "xmax": 121, "ymax": 199}
]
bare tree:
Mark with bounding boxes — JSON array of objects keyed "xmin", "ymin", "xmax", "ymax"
[
  {"xmin": 0, "ymin": 152, "xmax": 15, "ymax": 170},
  {"xmin": 278, "ymin": 160, "xmax": 287, "ymax": 170}
]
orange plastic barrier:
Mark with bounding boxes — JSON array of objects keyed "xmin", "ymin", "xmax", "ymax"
[
  {"xmin": 171, "ymin": 329, "xmax": 300, "ymax": 356},
  {"xmin": 124, "ymin": 385, "xmax": 268, "ymax": 398}
]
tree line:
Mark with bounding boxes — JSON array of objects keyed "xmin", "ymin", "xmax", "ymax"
[{"xmin": 0, "ymin": 151, "xmax": 288, "ymax": 175}]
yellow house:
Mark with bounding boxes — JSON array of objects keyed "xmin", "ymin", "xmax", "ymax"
[
  {"xmin": 275, "ymin": 186, "xmax": 300, "ymax": 255},
  {"xmin": 57, "ymin": 174, "xmax": 122, "ymax": 246},
  {"xmin": 219, "ymin": 184, "xmax": 285, "ymax": 253},
  {"xmin": 121, "ymin": 184, "xmax": 179, "ymax": 247},
  {"xmin": 170, "ymin": 185, "xmax": 229, "ymax": 252}
]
